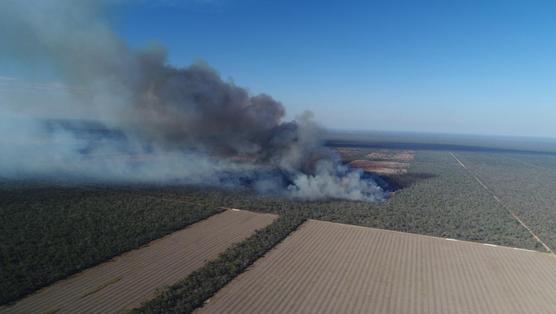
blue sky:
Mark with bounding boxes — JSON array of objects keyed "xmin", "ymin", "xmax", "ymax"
[{"xmin": 5, "ymin": 0, "xmax": 556, "ymax": 138}]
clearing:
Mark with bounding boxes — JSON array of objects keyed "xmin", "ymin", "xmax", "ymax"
[
  {"xmin": 337, "ymin": 148, "xmax": 414, "ymax": 175},
  {"xmin": 199, "ymin": 219, "xmax": 556, "ymax": 314},
  {"xmin": 348, "ymin": 159, "xmax": 410, "ymax": 175},
  {"xmin": 0, "ymin": 210, "xmax": 276, "ymax": 314}
]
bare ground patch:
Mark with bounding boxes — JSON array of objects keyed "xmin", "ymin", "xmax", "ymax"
[
  {"xmin": 199, "ymin": 220, "xmax": 556, "ymax": 314},
  {"xmin": 0, "ymin": 210, "xmax": 276, "ymax": 314},
  {"xmin": 366, "ymin": 150, "xmax": 415, "ymax": 162},
  {"xmin": 336, "ymin": 148, "xmax": 415, "ymax": 176},
  {"xmin": 348, "ymin": 160, "xmax": 410, "ymax": 175}
]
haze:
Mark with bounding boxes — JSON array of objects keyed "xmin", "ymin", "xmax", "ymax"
[
  {"xmin": 3, "ymin": 0, "xmax": 555, "ymax": 138},
  {"xmin": 3, "ymin": 2, "xmax": 556, "ymax": 313}
]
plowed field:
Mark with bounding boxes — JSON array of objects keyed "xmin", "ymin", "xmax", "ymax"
[
  {"xmin": 0, "ymin": 210, "xmax": 276, "ymax": 314},
  {"xmin": 199, "ymin": 219, "xmax": 556, "ymax": 314}
]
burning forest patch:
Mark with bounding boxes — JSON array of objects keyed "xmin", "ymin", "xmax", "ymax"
[{"xmin": 0, "ymin": 0, "xmax": 387, "ymax": 202}]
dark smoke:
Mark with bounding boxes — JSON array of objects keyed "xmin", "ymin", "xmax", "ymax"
[{"xmin": 0, "ymin": 0, "xmax": 386, "ymax": 202}]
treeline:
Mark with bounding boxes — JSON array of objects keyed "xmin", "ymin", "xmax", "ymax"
[
  {"xmin": 133, "ymin": 211, "xmax": 307, "ymax": 313},
  {"xmin": 145, "ymin": 151, "xmax": 541, "ymax": 250},
  {"xmin": 0, "ymin": 186, "xmax": 222, "ymax": 305},
  {"xmin": 1, "ymin": 150, "xmax": 544, "ymax": 307},
  {"xmin": 132, "ymin": 151, "xmax": 543, "ymax": 312}
]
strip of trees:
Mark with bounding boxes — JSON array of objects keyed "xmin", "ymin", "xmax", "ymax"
[
  {"xmin": 133, "ymin": 211, "xmax": 306, "ymax": 313},
  {"xmin": 1, "ymin": 150, "xmax": 543, "ymax": 308},
  {"xmin": 0, "ymin": 186, "xmax": 222, "ymax": 305}
]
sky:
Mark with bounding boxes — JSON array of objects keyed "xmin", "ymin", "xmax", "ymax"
[{"xmin": 3, "ymin": 0, "xmax": 556, "ymax": 138}]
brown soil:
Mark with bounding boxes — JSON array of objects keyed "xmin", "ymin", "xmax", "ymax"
[
  {"xmin": 366, "ymin": 150, "xmax": 415, "ymax": 162},
  {"xmin": 0, "ymin": 210, "xmax": 276, "ymax": 314},
  {"xmin": 198, "ymin": 220, "xmax": 556, "ymax": 314},
  {"xmin": 348, "ymin": 160, "xmax": 409, "ymax": 175}
]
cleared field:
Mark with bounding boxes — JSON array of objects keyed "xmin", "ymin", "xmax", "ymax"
[
  {"xmin": 199, "ymin": 220, "xmax": 556, "ymax": 314},
  {"xmin": 0, "ymin": 210, "xmax": 276, "ymax": 314},
  {"xmin": 187, "ymin": 150, "xmax": 540, "ymax": 250},
  {"xmin": 0, "ymin": 185, "xmax": 226, "ymax": 304},
  {"xmin": 348, "ymin": 160, "xmax": 409, "ymax": 175},
  {"xmin": 366, "ymin": 150, "xmax": 415, "ymax": 162},
  {"xmin": 337, "ymin": 148, "xmax": 414, "ymax": 175}
]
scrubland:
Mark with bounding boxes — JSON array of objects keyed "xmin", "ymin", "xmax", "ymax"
[
  {"xmin": 1, "ymin": 148, "xmax": 546, "ymax": 311},
  {"xmin": 455, "ymin": 151, "xmax": 556, "ymax": 251},
  {"xmin": 149, "ymin": 150, "xmax": 540, "ymax": 250},
  {"xmin": 0, "ymin": 185, "xmax": 222, "ymax": 304}
]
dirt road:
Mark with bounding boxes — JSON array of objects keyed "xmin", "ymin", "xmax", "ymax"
[{"xmin": 449, "ymin": 152, "xmax": 553, "ymax": 254}]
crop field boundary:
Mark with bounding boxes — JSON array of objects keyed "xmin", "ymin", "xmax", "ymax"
[
  {"xmin": 199, "ymin": 219, "xmax": 556, "ymax": 313},
  {"xmin": 449, "ymin": 152, "xmax": 554, "ymax": 255},
  {"xmin": 0, "ymin": 210, "xmax": 277, "ymax": 314},
  {"xmin": 133, "ymin": 211, "xmax": 306, "ymax": 313},
  {"xmin": 310, "ymin": 219, "xmax": 543, "ymax": 254}
]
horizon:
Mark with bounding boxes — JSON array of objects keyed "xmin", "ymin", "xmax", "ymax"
[
  {"xmin": 4, "ymin": 2, "xmax": 556, "ymax": 312},
  {"xmin": 4, "ymin": 100, "xmax": 556, "ymax": 141},
  {"xmin": 2, "ymin": 0, "xmax": 556, "ymax": 138}
]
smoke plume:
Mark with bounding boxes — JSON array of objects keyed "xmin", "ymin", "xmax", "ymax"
[{"xmin": 0, "ymin": 0, "xmax": 386, "ymax": 202}]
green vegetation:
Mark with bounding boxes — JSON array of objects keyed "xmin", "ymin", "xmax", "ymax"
[
  {"xmin": 147, "ymin": 150, "xmax": 540, "ymax": 250},
  {"xmin": 455, "ymin": 151, "xmax": 556, "ymax": 251},
  {"xmin": 1, "ymin": 148, "xmax": 545, "ymax": 310},
  {"xmin": 131, "ymin": 150, "xmax": 543, "ymax": 313},
  {"xmin": 0, "ymin": 185, "xmax": 222, "ymax": 305},
  {"xmin": 133, "ymin": 211, "xmax": 306, "ymax": 314}
]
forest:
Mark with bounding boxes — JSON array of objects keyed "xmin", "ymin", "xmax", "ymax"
[
  {"xmin": 133, "ymin": 211, "xmax": 306, "ymax": 313},
  {"xmin": 454, "ymin": 151, "xmax": 556, "ymax": 251},
  {"xmin": 0, "ymin": 184, "xmax": 222, "ymax": 304},
  {"xmin": 130, "ymin": 149, "xmax": 544, "ymax": 313},
  {"xmin": 0, "ymin": 148, "xmax": 545, "ymax": 309},
  {"xmin": 143, "ymin": 150, "xmax": 540, "ymax": 250}
]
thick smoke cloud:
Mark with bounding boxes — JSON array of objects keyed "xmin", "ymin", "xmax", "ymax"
[{"xmin": 0, "ymin": 0, "xmax": 386, "ymax": 202}]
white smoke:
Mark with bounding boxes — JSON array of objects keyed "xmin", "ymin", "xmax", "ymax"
[
  {"xmin": 289, "ymin": 160, "xmax": 385, "ymax": 202},
  {"xmin": 0, "ymin": 0, "xmax": 386, "ymax": 201}
]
